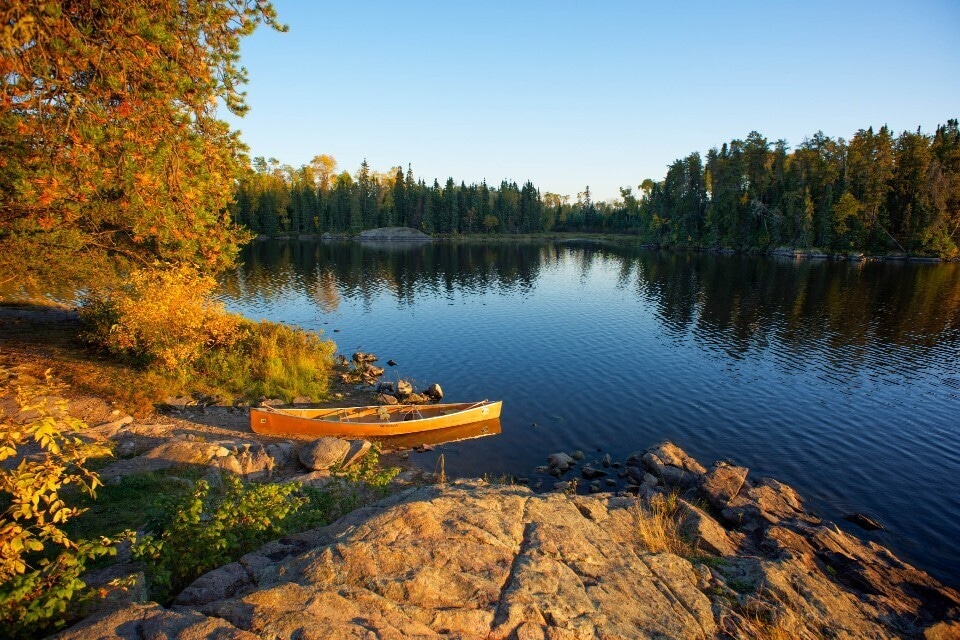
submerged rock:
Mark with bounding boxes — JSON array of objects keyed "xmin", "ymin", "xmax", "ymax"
[
  {"xmin": 843, "ymin": 512, "xmax": 885, "ymax": 531},
  {"xmin": 581, "ymin": 465, "xmax": 608, "ymax": 480},
  {"xmin": 546, "ymin": 452, "xmax": 575, "ymax": 475}
]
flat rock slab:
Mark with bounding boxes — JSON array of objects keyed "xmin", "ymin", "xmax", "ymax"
[
  {"xmin": 56, "ymin": 464, "xmax": 960, "ymax": 640},
  {"xmin": 56, "ymin": 475, "xmax": 960, "ymax": 640},
  {"xmin": 58, "ymin": 482, "xmax": 718, "ymax": 639}
]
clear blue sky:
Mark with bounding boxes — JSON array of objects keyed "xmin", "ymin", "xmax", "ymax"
[{"xmin": 223, "ymin": 0, "xmax": 960, "ymax": 201}]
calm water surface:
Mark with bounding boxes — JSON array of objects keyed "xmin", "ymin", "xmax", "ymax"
[{"xmin": 220, "ymin": 240, "xmax": 960, "ymax": 587}]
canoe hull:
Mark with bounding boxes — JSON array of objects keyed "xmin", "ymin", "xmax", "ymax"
[{"xmin": 250, "ymin": 400, "xmax": 502, "ymax": 438}]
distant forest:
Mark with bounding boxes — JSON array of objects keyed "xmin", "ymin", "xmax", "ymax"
[{"xmin": 231, "ymin": 119, "xmax": 960, "ymax": 257}]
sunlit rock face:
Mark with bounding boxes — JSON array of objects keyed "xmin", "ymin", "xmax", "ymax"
[{"xmin": 56, "ymin": 445, "xmax": 960, "ymax": 640}]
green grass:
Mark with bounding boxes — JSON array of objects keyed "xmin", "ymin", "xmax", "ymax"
[
  {"xmin": 65, "ymin": 467, "xmax": 207, "ymax": 541},
  {"xmin": 194, "ymin": 319, "xmax": 336, "ymax": 403}
]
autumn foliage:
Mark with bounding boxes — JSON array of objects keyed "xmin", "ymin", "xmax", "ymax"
[
  {"xmin": 80, "ymin": 264, "xmax": 241, "ymax": 369},
  {"xmin": 80, "ymin": 264, "xmax": 335, "ymax": 402},
  {"xmin": 0, "ymin": 370, "xmax": 121, "ymax": 637},
  {"xmin": 0, "ymin": 0, "xmax": 285, "ymax": 289}
]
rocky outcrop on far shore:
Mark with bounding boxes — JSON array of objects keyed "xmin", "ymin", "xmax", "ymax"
[{"xmin": 55, "ymin": 442, "xmax": 960, "ymax": 640}]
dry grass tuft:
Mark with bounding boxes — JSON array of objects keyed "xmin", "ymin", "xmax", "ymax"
[{"xmin": 634, "ymin": 491, "xmax": 694, "ymax": 556}]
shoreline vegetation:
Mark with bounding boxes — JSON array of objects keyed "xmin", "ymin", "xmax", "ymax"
[{"xmin": 251, "ymin": 228, "xmax": 955, "ymax": 262}]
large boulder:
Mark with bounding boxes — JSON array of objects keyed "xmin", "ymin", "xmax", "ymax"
[
  {"xmin": 340, "ymin": 440, "xmax": 372, "ymax": 469},
  {"xmin": 298, "ymin": 437, "xmax": 350, "ymax": 470},
  {"xmin": 214, "ymin": 444, "xmax": 275, "ymax": 480},
  {"xmin": 676, "ymin": 500, "xmax": 742, "ymax": 557}
]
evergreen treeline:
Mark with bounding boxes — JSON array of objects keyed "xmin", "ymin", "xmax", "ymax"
[{"xmin": 232, "ymin": 119, "xmax": 960, "ymax": 257}]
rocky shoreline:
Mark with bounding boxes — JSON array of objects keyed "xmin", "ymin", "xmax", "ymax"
[{"xmin": 55, "ymin": 441, "xmax": 960, "ymax": 639}]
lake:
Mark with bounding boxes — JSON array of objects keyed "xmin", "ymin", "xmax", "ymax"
[{"xmin": 220, "ymin": 239, "xmax": 960, "ymax": 587}]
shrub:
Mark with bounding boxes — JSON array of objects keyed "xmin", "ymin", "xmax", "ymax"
[
  {"xmin": 132, "ymin": 474, "xmax": 306, "ymax": 603},
  {"xmin": 330, "ymin": 443, "xmax": 400, "ymax": 488},
  {"xmin": 0, "ymin": 371, "xmax": 125, "ymax": 638},
  {"xmin": 80, "ymin": 263, "xmax": 241, "ymax": 370},
  {"xmin": 81, "ymin": 264, "xmax": 335, "ymax": 403},
  {"xmin": 131, "ymin": 472, "xmax": 373, "ymax": 604}
]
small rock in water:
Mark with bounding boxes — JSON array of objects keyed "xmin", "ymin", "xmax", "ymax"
[
  {"xmin": 387, "ymin": 359, "xmax": 397, "ymax": 366},
  {"xmin": 589, "ymin": 481, "xmax": 602, "ymax": 493},
  {"xmin": 604, "ymin": 478, "xmax": 617, "ymax": 487},
  {"xmin": 424, "ymin": 383, "xmax": 443, "ymax": 400},
  {"xmin": 547, "ymin": 452, "xmax": 575, "ymax": 474},
  {"xmin": 377, "ymin": 393, "xmax": 399, "ymax": 405},
  {"xmin": 581, "ymin": 465, "xmax": 608, "ymax": 480},
  {"xmin": 602, "ymin": 453, "xmax": 612, "ymax": 468},
  {"xmin": 571, "ymin": 450, "xmax": 586, "ymax": 461},
  {"xmin": 844, "ymin": 512, "xmax": 884, "ymax": 531}
]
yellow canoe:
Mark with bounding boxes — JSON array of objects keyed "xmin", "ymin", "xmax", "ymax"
[{"xmin": 250, "ymin": 400, "xmax": 502, "ymax": 438}]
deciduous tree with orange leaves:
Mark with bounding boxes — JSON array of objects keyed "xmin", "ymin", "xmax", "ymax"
[{"xmin": 0, "ymin": 0, "xmax": 285, "ymax": 290}]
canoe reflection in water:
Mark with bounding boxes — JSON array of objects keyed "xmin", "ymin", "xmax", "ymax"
[{"xmin": 379, "ymin": 418, "xmax": 501, "ymax": 448}]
